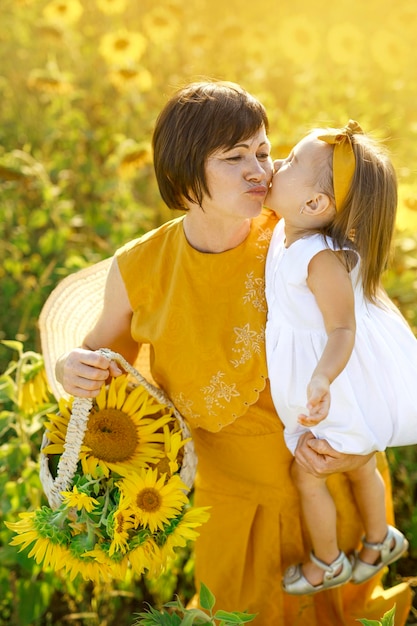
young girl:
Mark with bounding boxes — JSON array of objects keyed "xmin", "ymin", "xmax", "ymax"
[{"xmin": 265, "ymin": 121, "xmax": 417, "ymax": 595}]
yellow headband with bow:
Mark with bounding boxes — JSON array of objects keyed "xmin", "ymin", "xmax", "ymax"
[{"xmin": 317, "ymin": 120, "xmax": 363, "ymax": 211}]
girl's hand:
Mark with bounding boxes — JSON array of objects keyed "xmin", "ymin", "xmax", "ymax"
[
  {"xmin": 56, "ymin": 348, "xmax": 123, "ymax": 397},
  {"xmin": 298, "ymin": 374, "xmax": 330, "ymax": 426}
]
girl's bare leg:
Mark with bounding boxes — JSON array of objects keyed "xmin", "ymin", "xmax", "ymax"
[
  {"xmin": 291, "ymin": 460, "xmax": 341, "ymax": 586},
  {"xmin": 346, "ymin": 455, "xmax": 388, "ymax": 564}
]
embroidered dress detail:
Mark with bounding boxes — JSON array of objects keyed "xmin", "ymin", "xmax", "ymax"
[
  {"xmin": 202, "ymin": 372, "xmax": 240, "ymax": 416},
  {"xmin": 116, "ymin": 209, "xmax": 277, "ymax": 431},
  {"xmin": 171, "ymin": 392, "xmax": 201, "ymax": 421},
  {"xmin": 230, "ymin": 323, "xmax": 263, "ymax": 367},
  {"xmin": 243, "ymin": 271, "xmax": 267, "ymax": 312}
]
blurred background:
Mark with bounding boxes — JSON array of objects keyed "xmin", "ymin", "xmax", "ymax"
[{"xmin": 1, "ymin": 0, "xmax": 417, "ymax": 624}]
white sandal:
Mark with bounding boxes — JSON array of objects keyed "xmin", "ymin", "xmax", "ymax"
[
  {"xmin": 282, "ymin": 551, "xmax": 352, "ymax": 595},
  {"xmin": 351, "ymin": 525, "xmax": 409, "ymax": 584}
]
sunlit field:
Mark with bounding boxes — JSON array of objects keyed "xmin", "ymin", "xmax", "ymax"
[{"xmin": 1, "ymin": 0, "xmax": 417, "ymax": 624}]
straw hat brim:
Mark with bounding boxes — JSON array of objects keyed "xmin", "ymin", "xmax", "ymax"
[
  {"xmin": 39, "ymin": 258, "xmax": 113, "ymax": 400},
  {"xmin": 39, "ymin": 258, "xmax": 154, "ymax": 400}
]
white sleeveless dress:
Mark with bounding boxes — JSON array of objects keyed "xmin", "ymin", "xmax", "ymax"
[{"xmin": 265, "ymin": 219, "xmax": 417, "ymax": 455}]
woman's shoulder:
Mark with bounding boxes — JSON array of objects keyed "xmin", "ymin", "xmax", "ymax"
[{"xmin": 116, "ymin": 215, "xmax": 185, "ymax": 258}]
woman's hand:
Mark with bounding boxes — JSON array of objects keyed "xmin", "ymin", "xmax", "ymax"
[
  {"xmin": 56, "ymin": 348, "xmax": 123, "ymax": 397},
  {"xmin": 294, "ymin": 431, "xmax": 373, "ymax": 478}
]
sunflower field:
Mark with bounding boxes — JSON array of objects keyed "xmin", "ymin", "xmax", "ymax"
[{"xmin": 1, "ymin": 0, "xmax": 417, "ymax": 624}]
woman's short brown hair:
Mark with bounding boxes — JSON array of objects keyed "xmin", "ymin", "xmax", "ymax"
[{"xmin": 152, "ymin": 80, "xmax": 269, "ymax": 211}]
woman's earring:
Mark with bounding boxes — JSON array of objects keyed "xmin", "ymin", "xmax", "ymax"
[{"xmin": 299, "ymin": 205, "xmax": 304, "ymax": 214}]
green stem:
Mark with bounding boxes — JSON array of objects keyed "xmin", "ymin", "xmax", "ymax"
[
  {"xmin": 99, "ymin": 483, "xmax": 111, "ymax": 526},
  {"xmin": 86, "ymin": 518, "xmax": 98, "ymax": 548},
  {"xmin": 14, "ymin": 353, "xmax": 32, "ymax": 445}
]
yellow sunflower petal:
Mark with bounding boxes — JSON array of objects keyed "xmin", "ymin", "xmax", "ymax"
[
  {"xmin": 43, "ymin": 414, "xmax": 68, "ymax": 430},
  {"xmin": 95, "ymin": 382, "xmax": 108, "ymax": 410},
  {"xmin": 81, "ymin": 454, "xmax": 110, "ymax": 478},
  {"xmin": 41, "ymin": 443, "xmax": 65, "ymax": 455},
  {"xmin": 138, "ymin": 414, "xmax": 173, "ymax": 436},
  {"xmin": 107, "ymin": 377, "xmax": 118, "ymax": 408},
  {"xmin": 43, "ymin": 431, "xmax": 65, "ymax": 444},
  {"xmin": 64, "ymin": 551, "xmax": 113, "ymax": 583},
  {"xmin": 120, "ymin": 384, "xmax": 148, "ymax": 415},
  {"xmin": 136, "ymin": 400, "xmax": 171, "ymax": 419},
  {"xmin": 116, "ymin": 377, "xmax": 129, "ymax": 409},
  {"xmin": 58, "ymin": 397, "xmax": 72, "ymax": 418},
  {"xmin": 129, "ymin": 538, "xmax": 161, "ymax": 576}
]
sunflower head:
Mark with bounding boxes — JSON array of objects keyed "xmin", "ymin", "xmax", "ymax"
[
  {"xmin": 108, "ymin": 66, "xmax": 153, "ymax": 95},
  {"xmin": 150, "ymin": 425, "xmax": 188, "ymax": 479},
  {"xmin": 99, "ymin": 30, "xmax": 147, "ymax": 65},
  {"xmin": 43, "ymin": 0, "xmax": 83, "ymax": 26},
  {"xmin": 61, "ymin": 485, "xmax": 99, "ymax": 512},
  {"xmin": 43, "ymin": 374, "xmax": 178, "ymax": 478},
  {"xmin": 8, "ymin": 374, "xmax": 207, "ymax": 582},
  {"xmin": 118, "ymin": 468, "xmax": 189, "ymax": 534},
  {"xmin": 16, "ymin": 354, "xmax": 52, "ymax": 414},
  {"xmin": 96, "ymin": 0, "xmax": 128, "ymax": 14}
]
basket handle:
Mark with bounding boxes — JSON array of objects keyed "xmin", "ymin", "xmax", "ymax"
[
  {"xmin": 98, "ymin": 348, "xmax": 179, "ymax": 411},
  {"xmin": 47, "ymin": 395, "xmax": 93, "ymax": 505}
]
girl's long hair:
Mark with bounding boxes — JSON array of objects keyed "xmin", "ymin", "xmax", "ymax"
[{"xmin": 320, "ymin": 133, "xmax": 397, "ymax": 302}]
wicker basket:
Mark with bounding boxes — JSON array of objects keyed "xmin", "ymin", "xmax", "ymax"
[{"xmin": 39, "ymin": 348, "xmax": 197, "ymax": 509}]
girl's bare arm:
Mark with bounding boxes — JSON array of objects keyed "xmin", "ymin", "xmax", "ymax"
[{"xmin": 298, "ymin": 249, "xmax": 356, "ymax": 426}]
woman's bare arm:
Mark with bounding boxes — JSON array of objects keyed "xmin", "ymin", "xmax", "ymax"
[{"xmin": 55, "ymin": 257, "xmax": 138, "ymax": 396}]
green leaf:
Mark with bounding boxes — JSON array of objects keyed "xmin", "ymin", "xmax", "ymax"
[
  {"xmin": 164, "ymin": 596, "xmax": 186, "ymax": 612},
  {"xmin": 16, "ymin": 578, "xmax": 54, "ymax": 625},
  {"xmin": 213, "ymin": 611, "xmax": 257, "ymax": 624},
  {"xmin": 180, "ymin": 608, "xmax": 211, "ymax": 624},
  {"xmin": 134, "ymin": 605, "xmax": 180, "ymax": 625},
  {"xmin": 381, "ymin": 604, "xmax": 396, "ymax": 626},
  {"xmin": 0, "ymin": 376, "xmax": 17, "ymax": 403},
  {"xmin": 1, "ymin": 340, "xmax": 24, "ymax": 355},
  {"xmin": 356, "ymin": 605, "xmax": 396, "ymax": 626},
  {"xmin": 199, "ymin": 582, "xmax": 216, "ymax": 612}
]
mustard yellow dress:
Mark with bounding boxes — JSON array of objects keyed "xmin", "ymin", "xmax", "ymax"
[{"xmin": 116, "ymin": 209, "xmax": 411, "ymax": 626}]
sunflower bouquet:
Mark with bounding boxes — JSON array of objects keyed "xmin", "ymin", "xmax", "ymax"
[{"xmin": 6, "ymin": 350, "xmax": 208, "ymax": 584}]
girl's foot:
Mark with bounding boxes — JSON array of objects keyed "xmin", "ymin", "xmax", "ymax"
[
  {"xmin": 301, "ymin": 556, "xmax": 339, "ymax": 587},
  {"xmin": 351, "ymin": 526, "xmax": 409, "ymax": 584},
  {"xmin": 282, "ymin": 551, "xmax": 352, "ymax": 595}
]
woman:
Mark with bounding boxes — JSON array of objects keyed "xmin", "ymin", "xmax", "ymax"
[{"xmin": 56, "ymin": 81, "xmax": 411, "ymax": 625}]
